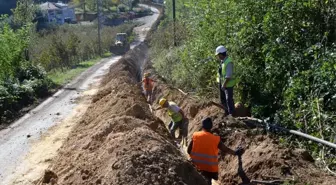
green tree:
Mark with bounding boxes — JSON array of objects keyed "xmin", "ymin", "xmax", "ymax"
[
  {"xmin": 12, "ymin": 0, "xmax": 36, "ymax": 26},
  {"xmin": 0, "ymin": 16, "xmax": 31, "ymax": 79}
]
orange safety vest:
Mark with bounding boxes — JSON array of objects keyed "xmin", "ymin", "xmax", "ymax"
[
  {"xmin": 190, "ymin": 131, "xmax": 220, "ymax": 173},
  {"xmin": 142, "ymin": 78, "xmax": 154, "ymax": 90}
]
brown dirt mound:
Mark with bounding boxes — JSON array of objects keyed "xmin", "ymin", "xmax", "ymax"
[
  {"xmin": 148, "ymin": 68, "xmax": 336, "ymax": 184},
  {"xmin": 45, "ymin": 44, "xmax": 208, "ymax": 185},
  {"xmin": 211, "ymin": 116, "xmax": 335, "ymax": 185}
]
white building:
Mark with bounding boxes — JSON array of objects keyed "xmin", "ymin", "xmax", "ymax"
[{"xmin": 40, "ymin": 2, "xmax": 76, "ymax": 25}]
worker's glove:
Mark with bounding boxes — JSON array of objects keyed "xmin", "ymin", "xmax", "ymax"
[{"xmin": 234, "ymin": 146, "xmax": 244, "ymax": 156}]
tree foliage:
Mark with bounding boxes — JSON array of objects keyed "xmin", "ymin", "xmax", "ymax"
[
  {"xmin": 0, "ymin": 0, "xmax": 71, "ymax": 15},
  {"xmin": 0, "ymin": 16, "xmax": 31, "ymax": 79},
  {"xmin": 30, "ymin": 23, "xmax": 135, "ymax": 71},
  {"xmin": 0, "ymin": 15, "xmax": 53, "ymax": 122},
  {"xmin": 12, "ymin": 0, "xmax": 36, "ymax": 26}
]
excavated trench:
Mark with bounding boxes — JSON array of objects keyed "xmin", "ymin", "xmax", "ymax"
[
  {"xmin": 44, "ymin": 42, "xmax": 336, "ymax": 185},
  {"xmin": 43, "ymin": 44, "xmax": 208, "ymax": 185}
]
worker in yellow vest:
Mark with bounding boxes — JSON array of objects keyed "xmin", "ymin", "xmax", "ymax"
[
  {"xmin": 158, "ymin": 98, "xmax": 186, "ymax": 139},
  {"xmin": 216, "ymin": 45, "xmax": 237, "ymax": 116},
  {"xmin": 188, "ymin": 117, "xmax": 244, "ymax": 185}
]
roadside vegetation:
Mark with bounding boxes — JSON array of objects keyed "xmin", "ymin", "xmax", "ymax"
[
  {"xmin": 30, "ymin": 23, "xmax": 135, "ymax": 72},
  {"xmin": 0, "ymin": 0, "xmax": 135, "ymax": 124},
  {"xmin": 150, "ymin": 0, "xmax": 336, "ymax": 166},
  {"xmin": 48, "ymin": 58, "xmax": 100, "ymax": 86},
  {"xmin": 71, "ymin": 0, "xmax": 141, "ymax": 13}
]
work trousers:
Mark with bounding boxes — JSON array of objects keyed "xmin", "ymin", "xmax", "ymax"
[
  {"xmin": 144, "ymin": 89, "xmax": 153, "ymax": 103},
  {"xmin": 219, "ymin": 85, "xmax": 235, "ymax": 115},
  {"xmin": 169, "ymin": 120, "xmax": 184, "ymax": 139}
]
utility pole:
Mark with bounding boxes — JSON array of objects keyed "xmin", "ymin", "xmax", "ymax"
[
  {"xmin": 172, "ymin": 0, "xmax": 176, "ymax": 46},
  {"xmin": 83, "ymin": 0, "xmax": 86, "ymax": 21},
  {"xmin": 97, "ymin": 0, "xmax": 102, "ymax": 56}
]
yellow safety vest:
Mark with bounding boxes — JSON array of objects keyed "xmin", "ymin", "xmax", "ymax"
[
  {"xmin": 216, "ymin": 57, "xmax": 237, "ymax": 87},
  {"xmin": 167, "ymin": 102, "xmax": 183, "ymax": 122}
]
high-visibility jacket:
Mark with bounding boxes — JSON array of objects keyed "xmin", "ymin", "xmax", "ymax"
[
  {"xmin": 167, "ymin": 102, "xmax": 183, "ymax": 122},
  {"xmin": 142, "ymin": 77, "xmax": 154, "ymax": 90},
  {"xmin": 190, "ymin": 131, "xmax": 220, "ymax": 172},
  {"xmin": 216, "ymin": 57, "xmax": 237, "ymax": 87}
]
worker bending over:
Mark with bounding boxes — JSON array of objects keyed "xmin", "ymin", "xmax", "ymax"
[
  {"xmin": 142, "ymin": 72, "xmax": 155, "ymax": 104},
  {"xmin": 188, "ymin": 117, "xmax": 244, "ymax": 185},
  {"xmin": 158, "ymin": 98, "xmax": 186, "ymax": 139}
]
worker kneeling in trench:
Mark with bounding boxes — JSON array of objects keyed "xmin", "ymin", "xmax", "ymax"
[{"xmin": 188, "ymin": 117, "xmax": 244, "ymax": 185}]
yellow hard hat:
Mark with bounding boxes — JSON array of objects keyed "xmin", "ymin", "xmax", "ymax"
[
  {"xmin": 159, "ymin": 98, "xmax": 167, "ymax": 107},
  {"xmin": 144, "ymin": 72, "xmax": 150, "ymax": 77}
]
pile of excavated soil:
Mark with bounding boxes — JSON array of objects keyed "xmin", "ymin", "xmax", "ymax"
[
  {"xmin": 147, "ymin": 67, "xmax": 336, "ymax": 185},
  {"xmin": 202, "ymin": 111, "xmax": 335, "ymax": 185},
  {"xmin": 44, "ymin": 44, "xmax": 208, "ymax": 185}
]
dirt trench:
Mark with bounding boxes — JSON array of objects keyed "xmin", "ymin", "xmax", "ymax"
[
  {"xmin": 144, "ymin": 65, "xmax": 336, "ymax": 184},
  {"xmin": 42, "ymin": 44, "xmax": 208, "ymax": 185}
]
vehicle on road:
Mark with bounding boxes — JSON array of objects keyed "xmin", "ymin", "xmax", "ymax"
[{"xmin": 110, "ymin": 33, "xmax": 130, "ymax": 55}]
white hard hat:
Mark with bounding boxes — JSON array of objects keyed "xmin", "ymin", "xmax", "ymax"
[{"xmin": 215, "ymin": 45, "xmax": 227, "ymax": 55}]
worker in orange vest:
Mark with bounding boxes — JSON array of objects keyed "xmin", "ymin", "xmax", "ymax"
[
  {"xmin": 142, "ymin": 72, "xmax": 155, "ymax": 104},
  {"xmin": 187, "ymin": 117, "xmax": 244, "ymax": 185}
]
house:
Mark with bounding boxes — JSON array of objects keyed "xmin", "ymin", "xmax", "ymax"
[{"xmin": 39, "ymin": 2, "xmax": 76, "ymax": 25}]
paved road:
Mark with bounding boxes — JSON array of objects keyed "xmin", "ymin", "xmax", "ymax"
[{"xmin": 0, "ymin": 5, "xmax": 159, "ymax": 184}]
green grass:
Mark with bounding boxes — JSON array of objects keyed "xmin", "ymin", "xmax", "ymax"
[
  {"xmin": 48, "ymin": 58, "xmax": 101, "ymax": 86},
  {"xmin": 103, "ymin": 52, "xmax": 112, "ymax": 58},
  {"xmin": 128, "ymin": 32, "xmax": 136, "ymax": 43}
]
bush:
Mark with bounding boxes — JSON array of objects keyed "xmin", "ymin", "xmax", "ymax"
[
  {"xmin": 30, "ymin": 23, "xmax": 135, "ymax": 71},
  {"xmin": 16, "ymin": 62, "xmax": 47, "ymax": 81},
  {"xmin": 0, "ymin": 65, "xmax": 54, "ymax": 122},
  {"xmin": 0, "ymin": 19, "xmax": 56, "ymax": 122},
  {"xmin": 118, "ymin": 4, "xmax": 127, "ymax": 12}
]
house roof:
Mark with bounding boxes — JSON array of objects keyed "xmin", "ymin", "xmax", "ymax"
[
  {"xmin": 40, "ymin": 2, "xmax": 60, "ymax": 10},
  {"xmin": 40, "ymin": 2, "xmax": 73, "ymax": 11},
  {"xmin": 55, "ymin": 2, "xmax": 68, "ymax": 8}
]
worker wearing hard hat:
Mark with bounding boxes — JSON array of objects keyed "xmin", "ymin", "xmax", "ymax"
[
  {"xmin": 188, "ymin": 117, "xmax": 244, "ymax": 185},
  {"xmin": 142, "ymin": 72, "xmax": 155, "ymax": 104},
  {"xmin": 158, "ymin": 98, "xmax": 186, "ymax": 139},
  {"xmin": 215, "ymin": 45, "xmax": 237, "ymax": 116}
]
